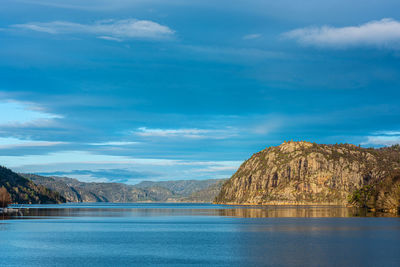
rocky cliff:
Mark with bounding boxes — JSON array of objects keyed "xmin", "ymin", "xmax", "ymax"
[{"xmin": 215, "ymin": 142, "xmax": 400, "ymax": 212}]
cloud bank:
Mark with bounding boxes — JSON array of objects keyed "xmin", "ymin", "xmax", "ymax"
[
  {"xmin": 283, "ymin": 18, "xmax": 400, "ymax": 49},
  {"xmin": 12, "ymin": 19, "xmax": 175, "ymax": 40},
  {"xmin": 362, "ymin": 130, "xmax": 400, "ymax": 146},
  {"xmin": 0, "ymin": 101, "xmax": 61, "ymax": 126},
  {"xmin": 135, "ymin": 127, "xmax": 237, "ymax": 139},
  {"xmin": 0, "ymin": 150, "xmax": 241, "ymax": 183},
  {"xmin": 0, "ymin": 137, "xmax": 66, "ymax": 149}
]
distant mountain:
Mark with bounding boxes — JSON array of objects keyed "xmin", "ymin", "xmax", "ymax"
[
  {"xmin": 181, "ymin": 180, "xmax": 226, "ymax": 202},
  {"xmin": 22, "ymin": 173, "xmax": 226, "ymax": 203},
  {"xmin": 135, "ymin": 179, "xmax": 224, "ymax": 197},
  {"xmin": 0, "ymin": 166, "xmax": 65, "ymax": 204},
  {"xmin": 215, "ymin": 142, "xmax": 400, "ymax": 213},
  {"xmin": 22, "ymin": 174, "xmax": 171, "ymax": 202}
]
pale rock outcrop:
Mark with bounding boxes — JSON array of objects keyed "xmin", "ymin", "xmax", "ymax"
[{"xmin": 215, "ymin": 141, "xmax": 400, "ymax": 208}]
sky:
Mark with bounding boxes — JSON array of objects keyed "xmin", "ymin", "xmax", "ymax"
[{"xmin": 0, "ymin": 0, "xmax": 400, "ymax": 183}]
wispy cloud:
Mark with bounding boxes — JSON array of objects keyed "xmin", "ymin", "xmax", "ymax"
[
  {"xmin": 194, "ymin": 165, "xmax": 238, "ymax": 172},
  {"xmin": 2, "ymin": 150, "xmax": 241, "ymax": 182},
  {"xmin": 0, "ymin": 100, "xmax": 61, "ymax": 126},
  {"xmin": 181, "ymin": 45, "xmax": 286, "ymax": 62},
  {"xmin": 15, "ymin": 0, "xmax": 148, "ymax": 11},
  {"xmin": 243, "ymin": 33, "xmax": 261, "ymax": 40},
  {"xmin": 135, "ymin": 127, "xmax": 236, "ymax": 139},
  {"xmin": 89, "ymin": 141, "xmax": 139, "ymax": 146},
  {"xmin": 361, "ymin": 130, "xmax": 400, "ymax": 146},
  {"xmin": 283, "ymin": 18, "xmax": 400, "ymax": 49},
  {"xmin": 97, "ymin": 36, "xmax": 122, "ymax": 42},
  {"xmin": 0, "ymin": 137, "xmax": 66, "ymax": 149},
  {"xmin": 373, "ymin": 130, "xmax": 400, "ymax": 136},
  {"xmin": 0, "ymin": 150, "xmax": 239, "ymax": 168},
  {"xmin": 0, "ymin": 150, "xmax": 177, "ymax": 167},
  {"xmin": 39, "ymin": 168, "xmax": 159, "ymax": 183},
  {"xmin": 12, "ymin": 19, "xmax": 175, "ymax": 41}
]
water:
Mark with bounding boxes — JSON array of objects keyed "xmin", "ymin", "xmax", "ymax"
[{"xmin": 1, "ymin": 203, "xmax": 399, "ymax": 267}]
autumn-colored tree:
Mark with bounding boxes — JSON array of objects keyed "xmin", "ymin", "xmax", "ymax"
[{"xmin": 0, "ymin": 187, "xmax": 12, "ymax": 208}]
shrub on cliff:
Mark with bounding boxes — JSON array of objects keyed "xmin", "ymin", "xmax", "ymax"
[{"xmin": 348, "ymin": 170, "xmax": 400, "ymax": 213}]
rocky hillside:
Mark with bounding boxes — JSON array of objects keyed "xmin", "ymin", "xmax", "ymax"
[
  {"xmin": 215, "ymin": 142, "xmax": 400, "ymax": 212},
  {"xmin": 135, "ymin": 179, "xmax": 224, "ymax": 198},
  {"xmin": 181, "ymin": 180, "xmax": 226, "ymax": 202},
  {"xmin": 23, "ymin": 174, "xmax": 225, "ymax": 203},
  {"xmin": 22, "ymin": 174, "xmax": 154, "ymax": 202},
  {"xmin": 0, "ymin": 166, "xmax": 65, "ymax": 204}
]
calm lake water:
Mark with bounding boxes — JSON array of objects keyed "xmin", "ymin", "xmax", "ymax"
[{"xmin": 1, "ymin": 203, "xmax": 399, "ymax": 267}]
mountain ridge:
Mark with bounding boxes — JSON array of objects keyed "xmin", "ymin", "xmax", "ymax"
[{"xmin": 22, "ymin": 173, "xmax": 226, "ymax": 203}]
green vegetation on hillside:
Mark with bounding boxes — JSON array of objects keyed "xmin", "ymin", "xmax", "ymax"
[
  {"xmin": 349, "ymin": 170, "xmax": 400, "ymax": 213},
  {"xmin": 0, "ymin": 166, "xmax": 66, "ymax": 204}
]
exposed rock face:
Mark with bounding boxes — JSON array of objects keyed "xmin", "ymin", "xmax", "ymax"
[{"xmin": 215, "ymin": 142, "xmax": 400, "ymax": 208}]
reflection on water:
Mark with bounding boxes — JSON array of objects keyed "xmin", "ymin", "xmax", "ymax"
[
  {"xmin": 5, "ymin": 203, "xmax": 398, "ymax": 219},
  {"xmin": 0, "ymin": 203, "xmax": 399, "ymax": 267},
  {"xmin": 217, "ymin": 206, "xmax": 392, "ymax": 218}
]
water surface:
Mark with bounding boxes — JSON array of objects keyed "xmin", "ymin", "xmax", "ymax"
[{"xmin": 1, "ymin": 203, "xmax": 399, "ymax": 266}]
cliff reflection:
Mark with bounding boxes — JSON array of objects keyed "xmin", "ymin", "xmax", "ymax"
[
  {"xmin": 216, "ymin": 206, "xmax": 371, "ymax": 218},
  {"xmin": 4, "ymin": 203, "xmax": 396, "ymax": 219}
]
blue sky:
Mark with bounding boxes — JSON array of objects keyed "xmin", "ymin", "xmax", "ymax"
[{"xmin": 1, "ymin": 0, "xmax": 400, "ymax": 183}]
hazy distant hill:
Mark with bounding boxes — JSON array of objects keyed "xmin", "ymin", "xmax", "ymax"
[
  {"xmin": 135, "ymin": 179, "xmax": 224, "ymax": 197},
  {"xmin": 22, "ymin": 174, "xmax": 226, "ymax": 203},
  {"xmin": 181, "ymin": 180, "xmax": 226, "ymax": 202},
  {"xmin": 0, "ymin": 166, "xmax": 65, "ymax": 204}
]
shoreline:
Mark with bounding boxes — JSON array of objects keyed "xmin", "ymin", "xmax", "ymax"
[{"xmin": 214, "ymin": 202, "xmax": 350, "ymax": 206}]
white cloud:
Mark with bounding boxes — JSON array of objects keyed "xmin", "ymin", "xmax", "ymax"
[
  {"xmin": 361, "ymin": 131, "xmax": 400, "ymax": 146},
  {"xmin": 0, "ymin": 100, "xmax": 61, "ymax": 126},
  {"xmin": 0, "ymin": 150, "xmax": 177, "ymax": 168},
  {"xmin": 135, "ymin": 127, "xmax": 236, "ymax": 139},
  {"xmin": 362, "ymin": 136, "xmax": 400, "ymax": 146},
  {"xmin": 137, "ymin": 127, "xmax": 209, "ymax": 138},
  {"xmin": 12, "ymin": 19, "xmax": 175, "ymax": 40},
  {"xmin": 243, "ymin": 33, "xmax": 261, "ymax": 40},
  {"xmin": 97, "ymin": 36, "xmax": 122, "ymax": 42},
  {"xmin": 0, "ymin": 137, "xmax": 66, "ymax": 149},
  {"xmin": 373, "ymin": 130, "xmax": 400, "ymax": 136},
  {"xmin": 283, "ymin": 18, "xmax": 400, "ymax": 49},
  {"xmin": 0, "ymin": 150, "xmax": 240, "ymax": 168},
  {"xmin": 1, "ymin": 150, "xmax": 241, "ymax": 182},
  {"xmin": 195, "ymin": 165, "xmax": 238, "ymax": 172}
]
